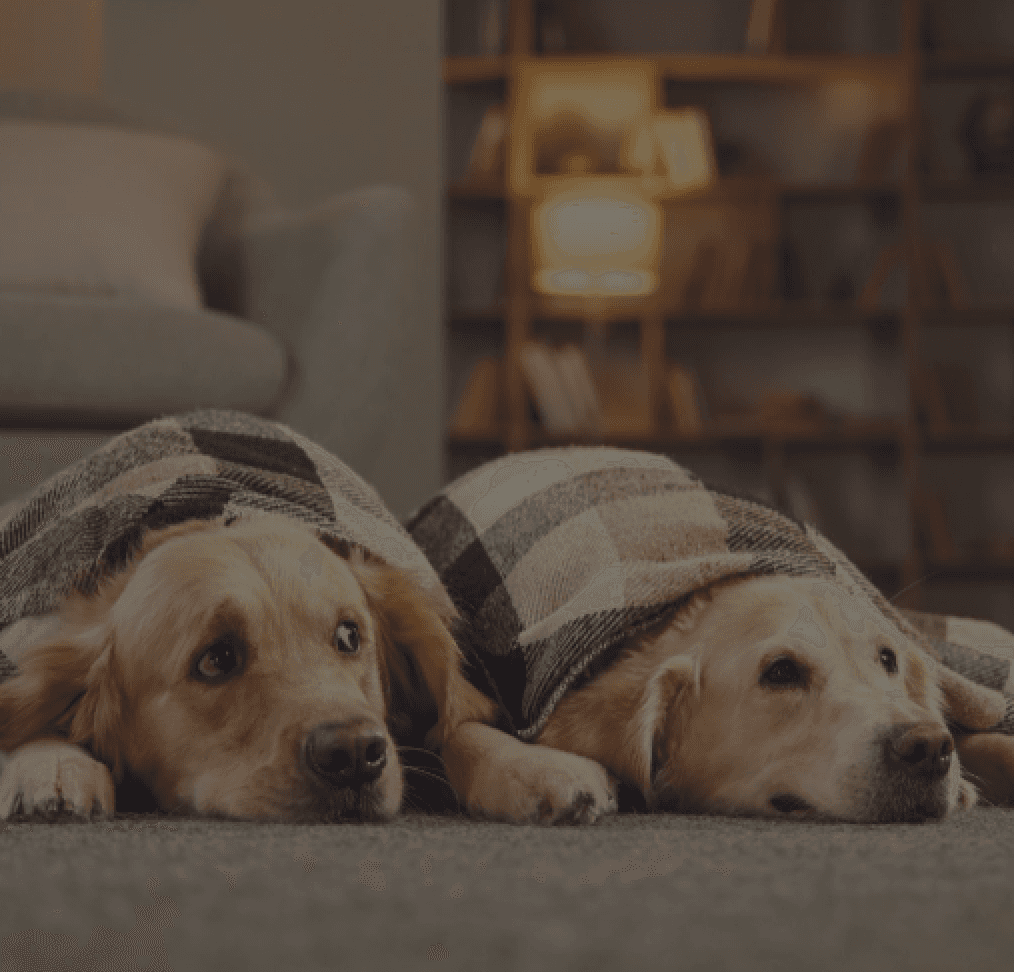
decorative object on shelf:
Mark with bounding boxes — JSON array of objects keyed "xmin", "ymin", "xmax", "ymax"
[
  {"xmin": 535, "ymin": 109, "xmax": 620, "ymax": 175},
  {"xmin": 518, "ymin": 341, "xmax": 603, "ymax": 435},
  {"xmin": 531, "ymin": 182, "xmax": 662, "ymax": 298},
  {"xmin": 478, "ymin": 0, "xmax": 505, "ymax": 57},
  {"xmin": 665, "ymin": 364, "xmax": 706, "ymax": 437},
  {"xmin": 744, "ymin": 0, "xmax": 781, "ymax": 55},
  {"xmin": 464, "ymin": 104, "xmax": 507, "ymax": 184},
  {"xmin": 510, "ymin": 60, "xmax": 656, "ymax": 193},
  {"xmin": 619, "ymin": 108, "xmax": 717, "ymax": 192},
  {"xmin": 961, "ymin": 86, "xmax": 1014, "ymax": 176},
  {"xmin": 450, "ymin": 356, "xmax": 504, "ymax": 439},
  {"xmin": 859, "ymin": 238, "xmax": 969, "ymax": 310}
]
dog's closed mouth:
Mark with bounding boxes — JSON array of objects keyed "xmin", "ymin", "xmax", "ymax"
[{"xmin": 769, "ymin": 793, "xmax": 816, "ymax": 815}]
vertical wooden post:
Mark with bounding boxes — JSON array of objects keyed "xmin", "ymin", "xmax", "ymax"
[
  {"xmin": 503, "ymin": 0, "xmax": 535, "ymax": 452},
  {"xmin": 898, "ymin": 0, "xmax": 927, "ymax": 609}
]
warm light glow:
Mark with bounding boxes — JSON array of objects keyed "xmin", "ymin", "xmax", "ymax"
[
  {"xmin": 533, "ymin": 182, "xmax": 661, "ymax": 297},
  {"xmin": 653, "ymin": 110, "xmax": 715, "ymax": 191},
  {"xmin": 510, "ymin": 60, "xmax": 658, "ymax": 193}
]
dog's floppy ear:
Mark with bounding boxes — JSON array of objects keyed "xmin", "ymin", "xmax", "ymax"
[
  {"xmin": 936, "ymin": 663, "xmax": 1007, "ymax": 732},
  {"xmin": 344, "ymin": 551, "xmax": 492, "ymax": 745},
  {"xmin": 0, "ymin": 624, "xmax": 125, "ymax": 780},
  {"xmin": 637, "ymin": 654, "xmax": 699, "ymax": 805}
]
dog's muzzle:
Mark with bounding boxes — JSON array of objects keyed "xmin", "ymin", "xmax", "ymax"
[{"xmin": 301, "ymin": 719, "xmax": 388, "ymax": 789}]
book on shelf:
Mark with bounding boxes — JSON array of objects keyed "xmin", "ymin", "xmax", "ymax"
[
  {"xmin": 860, "ymin": 239, "xmax": 970, "ymax": 311},
  {"xmin": 913, "ymin": 365, "xmax": 951, "ymax": 435},
  {"xmin": 464, "ymin": 103, "xmax": 506, "ymax": 184},
  {"xmin": 927, "ymin": 241, "xmax": 970, "ymax": 309},
  {"xmin": 782, "ymin": 472, "xmax": 824, "ymax": 533},
  {"xmin": 450, "ymin": 356, "xmax": 504, "ymax": 439},
  {"xmin": 913, "ymin": 488, "xmax": 958, "ymax": 562},
  {"xmin": 519, "ymin": 343, "xmax": 574, "ymax": 434},
  {"xmin": 934, "ymin": 362, "xmax": 979, "ymax": 428},
  {"xmin": 744, "ymin": 0, "xmax": 779, "ymax": 54},
  {"xmin": 914, "ymin": 362, "xmax": 979, "ymax": 435},
  {"xmin": 556, "ymin": 344, "xmax": 604, "ymax": 433},
  {"xmin": 679, "ymin": 239, "xmax": 775, "ymax": 311},
  {"xmin": 665, "ymin": 364, "xmax": 705, "ymax": 436},
  {"xmin": 519, "ymin": 342, "xmax": 603, "ymax": 435}
]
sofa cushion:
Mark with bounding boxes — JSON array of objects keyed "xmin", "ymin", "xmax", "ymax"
[
  {"xmin": 0, "ymin": 122, "xmax": 226, "ymax": 310},
  {"xmin": 0, "ymin": 296, "xmax": 288, "ymax": 425}
]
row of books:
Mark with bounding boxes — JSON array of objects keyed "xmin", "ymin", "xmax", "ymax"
[
  {"xmin": 453, "ymin": 349, "xmax": 985, "ymax": 443},
  {"xmin": 450, "ymin": 343, "xmax": 707, "ymax": 439}
]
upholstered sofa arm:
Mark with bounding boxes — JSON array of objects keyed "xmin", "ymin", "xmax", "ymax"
[{"xmin": 232, "ymin": 185, "xmax": 436, "ymax": 515}]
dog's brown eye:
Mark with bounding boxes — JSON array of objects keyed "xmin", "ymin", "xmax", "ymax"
[
  {"xmin": 333, "ymin": 620, "xmax": 360, "ymax": 654},
  {"xmin": 761, "ymin": 657, "xmax": 805, "ymax": 688},
  {"xmin": 879, "ymin": 646, "xmax": 899, "ymax": 674},
  {"xmin": 194, "ymin": 637, "xmax": 243, "ymax": 681}
]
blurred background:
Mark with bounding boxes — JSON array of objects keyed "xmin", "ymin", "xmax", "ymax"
[
  {"xmin": 446, "ymin": 0, "xmax": 1014, "ymax": 629},
  {"xmin": 0, "ymin": 0, "xmax": 1012, "ymax": 629}
]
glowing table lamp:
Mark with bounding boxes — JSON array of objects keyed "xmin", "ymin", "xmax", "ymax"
[{"xmin": 532, "ymin": 181, "xmax": 661, "ymax": 298}]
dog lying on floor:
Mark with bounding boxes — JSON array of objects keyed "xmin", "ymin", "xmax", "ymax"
[
  {"xmin": 408, "ymin": 446, "xmax": 1014, "ymax": 824},
  {"xmin": 0, "ymin": 411, "xmax": 477, "ymax": 822},
  {"xmin": 0, "ymin": 411, "xmax": 623, "ymax": 825}
]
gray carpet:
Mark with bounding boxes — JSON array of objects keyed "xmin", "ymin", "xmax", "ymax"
[{"xmin": 3, "ymin": 807, "xmax": 1014, "ymax": 972}]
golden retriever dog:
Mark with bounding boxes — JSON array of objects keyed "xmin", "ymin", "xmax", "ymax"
[
  {"xmin": 408, "ymin": 446, "xmax": 1014, "ymax": 825},
  {"xmin": 0, "ymin": 412, "xmax": 617, "ymax": 827},
  {"xmin": 0, "ymin": 515, "xmax": 464, "ymax": 822},
  {"xmin": 0, "ymin": 511, "xmax": 622, "ymax": 826},
  {"xmin": 537, "ymin": 575, "xmax": 1004, "ymax": 823}
]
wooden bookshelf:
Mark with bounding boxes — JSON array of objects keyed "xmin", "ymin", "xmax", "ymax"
[{"xmin": 443, "ymin": 0, "xmax": 1014, "ymax": 617}]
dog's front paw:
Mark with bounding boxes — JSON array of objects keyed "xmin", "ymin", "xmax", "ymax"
[
  {"xmin": 470, "ymin": 746, "xmax": 618, "ymax": 825},
  {"xmin": 0, "ymin": 740, "xmax": 114, "ymax": 821}
]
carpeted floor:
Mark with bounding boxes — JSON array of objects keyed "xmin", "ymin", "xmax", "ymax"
[{"xmin": 2, "ymin": 806, "xmax": 1014, "ymax": 972}]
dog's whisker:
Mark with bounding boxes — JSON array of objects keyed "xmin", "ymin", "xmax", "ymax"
[
  {"xmin": 402, "ymin": 764, "xmax": 452, "ymax": 788},
  {"xmin": 959, "ymin": 768, "xmax": 994, "ymax": 805},
  {"xmin": 889, "ymin": 572, "xmax": 939, "ymax": 605},
  {"xmin": 396, "ymin": 745, "xmax": 452, "ymax": 776}
]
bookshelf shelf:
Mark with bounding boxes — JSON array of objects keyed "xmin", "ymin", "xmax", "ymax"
[
  {"xmin": 442, "ymin": 0, "xmax": 1014, "ymax": 616},
  {"xmin": 447, "ymin": 178, "xmax": 902, "ymax": 204},
  {"xmin": 923, "ymin": 50, "xmax": 1014, "ymax": 79},
  {"xmin": 921, "ymin": 430, "xmax": 1014, "ymax": 454},
  {"xmin": 920, "ymin": 179, "xmax": 1014, "ymax": 203},
  {"xmin": 450, "ymin": 418, "xmax": 904, "ymax": 453},
  {"xmin": 921, "ymin": 558, "xmax": 1014, "ymax": 579}
]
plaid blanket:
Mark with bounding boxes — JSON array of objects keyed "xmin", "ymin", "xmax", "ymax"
[
  {"xmin": 408, "ymin": 446, "xmax": 1014, "ymax": 742},
  {"xmin": 0, "ymin": 410, "xmax": 446, "ymax": 681}
]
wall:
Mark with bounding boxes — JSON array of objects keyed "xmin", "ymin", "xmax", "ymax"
[
  {"xmin": 103, "ymin": 0, "xmax": 444, "ymax": 516},
  {"xmin": 0, "ymin": 0, "xmax": 103, "ymax": 94}
]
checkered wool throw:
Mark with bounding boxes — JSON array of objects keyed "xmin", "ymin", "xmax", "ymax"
[
  {"xmin": 408, "ymin": 446, "xmax": 1014, "ymax": 742},
  {"xmin": 0, "ymin": 410, "xmax": 445, "ymax": 681}
]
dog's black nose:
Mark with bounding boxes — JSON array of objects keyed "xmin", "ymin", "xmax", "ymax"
[
  {"xmin": 302, "ymin": 720, "xmax": 388, "ymax": 789},
  {"xmin": 884, "ymin": 724, "xmax": 954, "ymax": 780}
]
